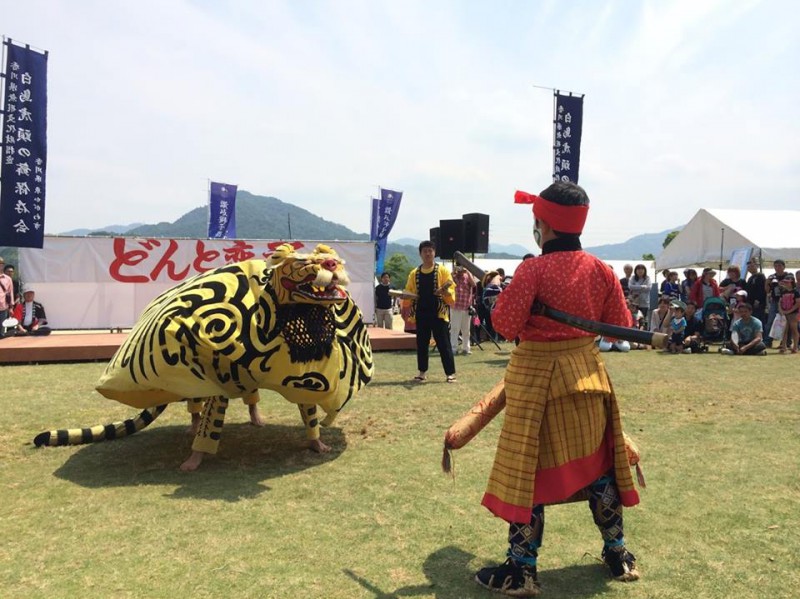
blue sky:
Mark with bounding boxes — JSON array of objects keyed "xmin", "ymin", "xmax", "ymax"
[{"xmin": 3, "ymin": 0, "xmax": 798, "ymax": 249}]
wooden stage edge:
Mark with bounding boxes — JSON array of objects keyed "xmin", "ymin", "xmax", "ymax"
[{"xmin": 0, "ymin": 327, "xmax": 416, "ymax": 365}]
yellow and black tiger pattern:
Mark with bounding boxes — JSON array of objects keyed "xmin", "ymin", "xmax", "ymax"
[{"xmin": 34, "ymin": 243, "xmax": 374, "ymax": 450}]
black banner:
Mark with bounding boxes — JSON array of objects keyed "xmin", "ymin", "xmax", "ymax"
[
  {"xmin": 0, "ymin": 40, "xmax": 48, "ymax": 248},
  {"xmin": 553, "ymin": 92, "xmax": 583, "ymax": 184}
]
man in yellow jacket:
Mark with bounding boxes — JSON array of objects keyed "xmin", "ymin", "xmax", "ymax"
[{"xmin": 403, "ymin": 240, "xmax": 457, "ymax": 383}]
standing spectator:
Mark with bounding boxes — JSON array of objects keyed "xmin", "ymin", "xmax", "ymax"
[
  {"xmin": 745, "ymin": 259, "xmax": 767, "ymax": 327},
  {"xmin": 689, "ymin": 268, "xmax": 720, "ymax": 308},
  {"xmin": 0, "ymin": 257, "xmax": 15, "ymax": 337},
  {"xmin": 619, "ymin": 264, "xmax": 633, "ymax": 298},
  {"xmin": 661, "ymin": 271, "xmax": 681, "ymax": 299},
  {"xmin": 3, "ymin": 263, "xmax": 20, "ymax": 304},
  {"xmin": 722, "ymin": 303, "xmax": 767, "ymax": 355},
  {"xmin": 374, "ymin": 272, "xmax": 394, "ymax": 329},
  {"xmin": 777, "ymin": 278, "xmax": 800, "ymax": 353},
  {"xmin": 403, "ymin": 240, "xmax": 457, "ymax": 383},
  {"xmin": 450, "ymin": 265, "xmax": 476, "ymax": 355},
  {"xmin": 12, "ymin": 288, "xmax": 51, "ymax": 336},
  {"xmin": 719, "ymin": 265, "xmax": 746, "ymax": 304},
  {"xmin": 680, "ymin": 269, "xmax": 697, "ymax": 302},
  {"xmin": 765, "ymin": 259, "xmax": 794, "ymax": 347},
  {"xmin": 628, "ymin": 264, "xmax": 652, "ymax": 319}
]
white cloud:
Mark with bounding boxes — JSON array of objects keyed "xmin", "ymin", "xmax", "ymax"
[{"xmin": 2, "ymin": 0, "xmax": 797, "ymax": 252}]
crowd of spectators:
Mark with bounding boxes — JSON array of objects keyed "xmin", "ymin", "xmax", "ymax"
[
  {"xmin": 615, "ymin": 258, "xmax": 798, "ymax": 356},
  {"xmin": 0, "ymin": 255, "xmax": 52, "ymax": 338},
  {"xmin": 377, "ymin": 251, "xmax": 798, "ymax": 358}
]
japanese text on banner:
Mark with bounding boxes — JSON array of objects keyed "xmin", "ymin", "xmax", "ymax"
[{"xmin": 0, "ymin": 41, "xmax": 48, "ymax": 248}]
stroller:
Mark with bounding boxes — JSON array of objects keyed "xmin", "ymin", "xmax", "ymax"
[{"xmin": 701, "ymin": 296, "xmax": 729, "ymax": 350}]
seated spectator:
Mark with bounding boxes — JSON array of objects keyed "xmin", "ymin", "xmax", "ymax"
[
  {"xmin": 681, "ymin": 300, "xmax": 704, "ymax": 353},
  {"xmin": 722, "ymin": 302, "xmax": 766, "ymax": 355},
  {"xmin": 625, "ymin": 298, "xmax": 647, "ymax": 349},
  {"xmin": 12, "ymin": 287, "xmax": 51, "ymax": 336},
  {"xmin": 597, "ymin": 337, "xmax": 631, "ymax": 352},
  {"xmin": 667, "ymin": 301, "xmax": 687, "ymax": 353},
  {"xmin": 689, "ymin": 267, "xmax": 720, "ymax": 307},
  {"xmin": 649, "ymin": 295, "xmax": 672, "ymax": 333}
]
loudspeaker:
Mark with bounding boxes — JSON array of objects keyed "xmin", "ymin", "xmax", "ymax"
[
  {"xmin": 429, "ymin": 227, "xmax": 440, "ymax": 257},
  {"xmin": 463, "ymin": 213, "xmax": 490, "ymax": 254},
  {"xmin": 438, "ymin": 219, "xmax": 465, "ymax": 260}
]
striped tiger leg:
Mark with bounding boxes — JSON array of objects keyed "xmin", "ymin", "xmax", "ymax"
[
  {"xmin": 190, "ymin": 396, "xmax": 229, "ymax": 455},
  {"xmin": 33, "ymin": 405, "xmax": 167, "ymax": 447},
  {"xmin": 298, "ymin": 403, "xmax": 330, "ymax": 453}
]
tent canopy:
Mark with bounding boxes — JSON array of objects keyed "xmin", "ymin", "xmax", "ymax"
[{"xmin": 657, "ymin": 209, "xmax": 800, "ymax": 269}]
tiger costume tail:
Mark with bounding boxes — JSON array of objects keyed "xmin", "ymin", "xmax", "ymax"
[{"xmin": 33, "ymin": 404, "xmax": 168, "ymax": 447}]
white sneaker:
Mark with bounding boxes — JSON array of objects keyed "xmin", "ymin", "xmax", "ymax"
[
  {"xmin": 720, "ymin": 348, "xmax": 734, "ymax": 355},
  {"xmin": 683, "ymin": 347, "xmax": 692, "ymax": 354}
]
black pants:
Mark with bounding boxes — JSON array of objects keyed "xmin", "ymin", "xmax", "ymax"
[{"xmin": 415, "ymin": 316, "xmax": 455, "ymax": 376}]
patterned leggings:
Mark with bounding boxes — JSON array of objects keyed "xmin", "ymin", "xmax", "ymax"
[{"xmin": 507, "ymin": 473, "xmax": 624, "ymax": 566}]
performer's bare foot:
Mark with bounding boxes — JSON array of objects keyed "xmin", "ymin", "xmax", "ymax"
[
  {"xmin": 180, "ymin": 450, "xmax": 206, "ymax": 471},
  {"xmin": 309, "ymin": 439, "xmax": 331, "ymax": 453},
  {"xmin": 249, "ymin": 404, "xmax": 266, "ymax": 427},
  {"xmin": 186, "ymin": 412, "xmax": 201, "ymax": 435}
]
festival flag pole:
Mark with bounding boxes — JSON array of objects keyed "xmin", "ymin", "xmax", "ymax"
[{"xmin": 205, "ymin": 178, "xmax": 211, "ymax": 239}]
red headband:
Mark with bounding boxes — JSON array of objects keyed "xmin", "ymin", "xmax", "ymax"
[{"xmin": 514, "ymin": 190, "xmax": 589, "ymax": 234}]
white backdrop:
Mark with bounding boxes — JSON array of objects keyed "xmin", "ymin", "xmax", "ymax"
[{"xmin": 19, "ymin": 237, "xmax": 376, "ymax": 329}]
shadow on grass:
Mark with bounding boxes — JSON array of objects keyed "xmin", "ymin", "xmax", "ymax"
[
  {"xmin": 51, "ymin": 422, "xmax": 346, "ymax": 502},
  {"xmin": 344, "ymin": 545, "xmax": 613, "ymax": 598}
]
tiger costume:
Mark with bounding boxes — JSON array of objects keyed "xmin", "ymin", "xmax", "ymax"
[{"xmin": 34, "ymin": 243, "xmax": 374, "ymax": 470}]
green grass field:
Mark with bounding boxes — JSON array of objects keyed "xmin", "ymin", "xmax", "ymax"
[{"xmin": 1, "ymin": 347, "xmax": 799, "ymax": 598}]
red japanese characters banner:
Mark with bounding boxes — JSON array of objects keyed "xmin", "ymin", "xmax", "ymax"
[{"xmin": 18, "ymin": 236, "xmax": 376, "ymax": 329}]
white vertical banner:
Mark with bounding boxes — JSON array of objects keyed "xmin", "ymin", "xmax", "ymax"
[{"xmin": 19, "ymin": 237, "xmax": 376, "ymax": 329}]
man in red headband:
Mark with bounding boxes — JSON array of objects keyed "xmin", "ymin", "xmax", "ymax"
[{"xmin": 475, "ymin": 182, "xmax": 639, "ymax": 596}]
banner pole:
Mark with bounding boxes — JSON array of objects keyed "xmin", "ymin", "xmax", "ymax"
[
  {"xmin": 0, "ymin": 37, "xmax": 8, "ymax": 190},
  {"xmin": 205, "ymin": 179, "xmax": 211, "ymax": 239},
  {"xmin": 552, "ymin": 90, "xmax": 558, "ymax": 182}
]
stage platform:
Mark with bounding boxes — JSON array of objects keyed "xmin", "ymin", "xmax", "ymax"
[{"xmin": 0, "ymin": 326, "xmax": 416, "ymax": 365}]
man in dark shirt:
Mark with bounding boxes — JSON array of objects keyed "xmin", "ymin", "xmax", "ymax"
[
  {"xmin": 374, "ymin": 272, "xmax": 394, "ymax": 329},
  {"xmin": 745, "ymin": 259, "xmax": 767, "ymax": 326},
  {"xmin": 619, "ymin": 264, "xmax": 633, "ymax": 298},
  {"xmin": 403, "ymin": 241, "xmax": 456, "ymax": 383}
]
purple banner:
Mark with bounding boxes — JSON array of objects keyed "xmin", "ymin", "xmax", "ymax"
[
  {"xmin": 0, "ymin": 40, "xmax": 48, "ymax": 248},
  {"xmin": 208, "ymin": 182, "xmax": 237, "ymax": 239},
  {"xmin": 553, "ymin": 92, "xmax": 584, "ymax": 183},
  {"xmin": 370, "ymin": 188, "xmax": 402, "ymax": 274}
]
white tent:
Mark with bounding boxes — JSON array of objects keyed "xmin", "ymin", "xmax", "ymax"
[{"xmin": 657, "ymin": 209, "xmax": 800, "ymax": 269}]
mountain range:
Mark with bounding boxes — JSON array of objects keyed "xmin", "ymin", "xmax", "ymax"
[{"xmin": 53, "ymin": 190, "xmax": 680, "ymax": 262}]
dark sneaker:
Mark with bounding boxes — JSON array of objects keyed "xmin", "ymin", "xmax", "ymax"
[
  {"xmin": 602, "ymin": 546, "xmax": 640, "ymax": 582},
  {"xmin": 475, "ymin": 558, "xmax": 540, "ymax": 597}
]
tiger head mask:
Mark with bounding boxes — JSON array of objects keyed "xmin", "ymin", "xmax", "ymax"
[{"xmin": 267, "ymin": 243, "xmax": 351, "ymax": 306}]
